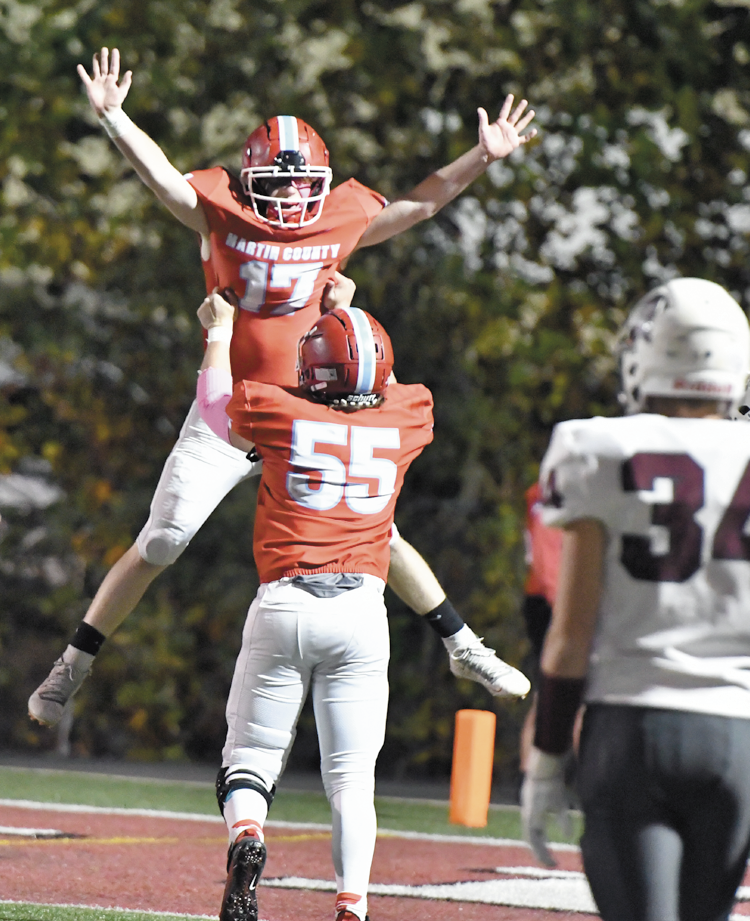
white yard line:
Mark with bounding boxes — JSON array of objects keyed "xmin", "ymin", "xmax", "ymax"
[{"xmin": 0, "ymin": 798, "xmax": 577, "ymax": 851}]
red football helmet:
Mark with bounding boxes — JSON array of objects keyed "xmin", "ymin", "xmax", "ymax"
[
  {"xmin": 241, "ymin": 116, "xmax": 332, "ymax": 228},
  {"xmin": 298, "ymin": 307, "xmax": 394, "ymax": 407}
]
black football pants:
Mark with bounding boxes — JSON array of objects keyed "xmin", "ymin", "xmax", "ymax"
[{"xmin": 577, "ymin": 704, "xmax": 750, "ymax": 921}]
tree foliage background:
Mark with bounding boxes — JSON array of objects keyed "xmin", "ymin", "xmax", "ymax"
[{"xmin": 1, "ymin": 0, "xmax": 749, "ymax": 782}]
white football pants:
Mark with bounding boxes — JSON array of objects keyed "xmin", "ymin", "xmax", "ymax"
[
  {"xmin": 222, "ymin": 576, "xmax": 390, "ymax": 913},
  {"xmin": 136, "ymin": 402, "xmax": 261, "ymax": 566}
]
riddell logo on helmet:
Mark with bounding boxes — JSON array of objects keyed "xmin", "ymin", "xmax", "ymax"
[{"xmin": 673, "ymin": 379, "xmax": 733, "ymax": 395}]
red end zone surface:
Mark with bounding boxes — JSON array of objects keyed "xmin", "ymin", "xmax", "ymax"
[{"xmin": 0, "ymin": 803, "xmax": 749, "ymax": 920}]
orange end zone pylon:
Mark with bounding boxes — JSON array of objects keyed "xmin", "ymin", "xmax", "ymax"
[{"xmin": 449, "ymin": 708, "xmax": 496, "ymax": 827}]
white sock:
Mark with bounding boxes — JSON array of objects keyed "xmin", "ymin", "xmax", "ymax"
[
  {"xmin": 223, "ymin": 788, "xmax": 268, "ymax": 845},
  {"xmin": 62, "ymin": 646, "xmax": 95, "ymax": 670},
  {"xmin": 442, "ymin": 624, "xmax": 478, "ymax": 654}
]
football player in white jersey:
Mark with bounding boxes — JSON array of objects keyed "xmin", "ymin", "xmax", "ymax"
[{"xmin": 521, "ymin": 277, "xmax": 750, "ymax": 921}]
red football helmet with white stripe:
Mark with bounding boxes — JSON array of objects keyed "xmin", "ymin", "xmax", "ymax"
[
  {"xmin": 241, "ymin": 116, "xmax": 332, "ymax": 228},
  {"xmin": 297, "ymin": 307, "xmax": 394, "ymax": 408}
]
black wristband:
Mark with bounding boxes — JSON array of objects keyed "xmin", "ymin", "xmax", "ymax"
[
  {"xmin": 71, "ymin": 622, "xmax": 106, "ymax": 656},
  {"xmin": 534, "ymin": 671, "xmax": 585, "ymax": 755},
  {"xmin": 424, "ymin": 599, "xmax": 465, "ymax": 639}
]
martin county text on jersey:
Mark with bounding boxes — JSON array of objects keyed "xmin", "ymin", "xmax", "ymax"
[{"xmin": 225, "ymin": 233, "xmax": 342, "ymax": 264}]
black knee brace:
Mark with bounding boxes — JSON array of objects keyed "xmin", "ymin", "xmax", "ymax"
[{"xmin": 215, "ymin": 766, "xmax": 276, "ymax": 815}]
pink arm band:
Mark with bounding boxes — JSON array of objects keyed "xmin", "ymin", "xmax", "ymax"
[{"xmin": 196, "ymin": 367, "xmax": 233, "ymax": 443}]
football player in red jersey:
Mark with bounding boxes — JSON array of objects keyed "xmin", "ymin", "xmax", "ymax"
[
  {"xmin": 29, "ymin": 48, "xmax": 535, "ymax": 726},
  {"xmin": 197, "ymin": 282, "xmax": 529, "ymax": 921},
  {"xmin": 521, "ymin": 279, "xmax": 750, "ymax": 921}
]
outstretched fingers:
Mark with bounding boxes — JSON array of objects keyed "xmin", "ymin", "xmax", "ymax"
[
  {"xmin": 76, "ymin": 62, "xmax": 92, "ymax": 87},
  {"xmin": 508, "ymin": 98, "xmax": 528, "ymax": 125},
  {"xmin": 517, "ymin": 114, "xmax": 537, "ymax": 142},
  {"xmin": 508, "ymin": 100, "xmax": 537, "ymax": 142},
  {"xmin": 497, "ymin": 93, "xmax": 514, "ymax": 122}
]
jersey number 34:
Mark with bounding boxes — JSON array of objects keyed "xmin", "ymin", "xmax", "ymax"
[{"xmin": 621, "ymin": 452, "xmax": 750, "ymax": 582}]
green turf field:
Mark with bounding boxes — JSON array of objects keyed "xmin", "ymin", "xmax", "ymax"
[
  {"xmin": 0, "ymin": 764, "xmax": 582, "ymax": 841},
  {"xmin": 0, "ymin": 764, "xmax": 581, "ymax": 920},
  {"xmin": 0, "ymin": 906, "xmax": 214, "ymax": 921}
]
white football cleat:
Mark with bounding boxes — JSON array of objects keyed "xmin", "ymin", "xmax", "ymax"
[
  {"xmin": 28, "ymin": 657, "xmax": 91, "ymax": 726},
  {"xmin": 449, "ymin": 638, "xmax": 531, "ymax": 698}
]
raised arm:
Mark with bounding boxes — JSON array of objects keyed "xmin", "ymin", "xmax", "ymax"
[
  {"xmin": 355, "ymin": 95, "xmax": 537, "ymax": 250},
  {"xmin": 78, "ymin": 48, "xmax": 209, "ymax": 236}
]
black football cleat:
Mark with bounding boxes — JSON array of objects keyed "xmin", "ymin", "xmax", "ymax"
[
  {"xmin": 335, "ymin": 912, "xmax": 371, "ymax": 921},
  {"xmin": 220, "ymin": 834, "xmax": 267, "ymax": 921}
]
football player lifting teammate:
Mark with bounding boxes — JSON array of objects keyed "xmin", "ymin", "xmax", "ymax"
[
  {"xmin": 29, "ymin": 49, "xmax": 533, "ymax": 726},
  {"xmin": 522, "ymin": 278, "xmax": 750, "ymax": 921},
  {"xmin": 195, "ymin": 278, "xmax": 492, "ymax": 921}
]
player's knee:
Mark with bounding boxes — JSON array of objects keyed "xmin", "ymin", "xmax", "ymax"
[
  {"xmin": 137, "ymin": 526, "xmax": 191, "ymax": 566},
  {"xmin": 322, "ymin": 771, "xmax": 375, "ymax": 802},
  {"xmin": 216, "ymin": 765, "xmax": 276, "ymax": 814}
]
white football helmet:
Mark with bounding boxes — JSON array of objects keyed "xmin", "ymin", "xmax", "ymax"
[{"xmin": 618, "ymin": 277, "xmax": 750, "ymax": 414}]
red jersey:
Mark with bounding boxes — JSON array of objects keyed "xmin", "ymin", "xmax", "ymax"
[
  {"xmin": 186, "ymin": 168, "xmax": 386, "ymax": 386},
  {"xmin": 524, "ymin": 482, "xmax": 561, "ymax": 606},
  {"xmin": 226, "ymin": 382, "xmax": 434, "ymax": 583}
]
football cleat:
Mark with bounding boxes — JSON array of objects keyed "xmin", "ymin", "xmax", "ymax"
[
  {"xmin": 220, "ymin": 834, "xmax": 267, "ymax": 921},
  {"xmin": 449, "ymin": 639, "xmax": 531, "ymax": 698},
  {"xmin": 28, "ymin": 657, "xmax": 92, "ymax": 726},
  {"xmin": 335, "ymin": 913, "xmax": 370, "ymax": 921}
]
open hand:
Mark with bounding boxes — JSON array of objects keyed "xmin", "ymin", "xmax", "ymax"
[
  {"xmin": 478, "ymin": 95, "xmax": 537, "ymax": 161},
  {"xmin": 77, "ymin": 47, "xmax": 132, "ymax": 117}
]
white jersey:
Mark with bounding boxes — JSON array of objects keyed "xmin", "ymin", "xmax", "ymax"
[{"xmin": 540, "ymin": 413, "xmax": 750, "ymax": 719}]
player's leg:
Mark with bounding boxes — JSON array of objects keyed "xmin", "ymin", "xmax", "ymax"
[
  {"xmin": 578, "ymin": 704, "xmax": 682, "ymax": 921},
  {"xmin": 28, "ymin": 402, "xmax": 259, "ymax": 727},
  {"xmin": 312, "ymin": 576, "xmax": 390, "ymax": 921},
  {"xmin": 388, "ymin": 529, "xmax": 530, "ymax": 697},
  {"xmin": 672, "ymin": 712, "xmax": 750, "ymax": 921},
  {"xmin": 217, "ymin": 581, "xmax": 312, "ymax": 921}
]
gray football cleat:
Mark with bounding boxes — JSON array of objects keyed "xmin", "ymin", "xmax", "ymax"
[
  {"xmin": 28, "ymin": 657, "xmax": 91, "ymax": 726},
  {"xmin": 449, "ymin": 639, "xmax": 531, "ymax": 698}
]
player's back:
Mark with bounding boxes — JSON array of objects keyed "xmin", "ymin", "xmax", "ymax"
[
  {"xmin": 541, "ymin": 413, "xmax": 750, "ymax": 718},
  {"xmin": 227, "ymin": 381, "xmax": 434, "ymax": 584}
]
